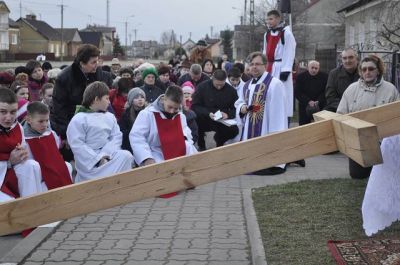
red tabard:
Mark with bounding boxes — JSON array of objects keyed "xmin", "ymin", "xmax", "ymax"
[
  {"xmin": 154, "ymin": 112, "xmax": 186, "ymax": 198},
  {"xmin": 0, "ymin": 125, "xmax": 22, "ymax": 198},
  {"xmin": 265, "ymin": 31, "xmax": 283, "ymax": 73},
  {"xmin": 26, "ymin": 133, "xmax": 72, "ymax": 190}
]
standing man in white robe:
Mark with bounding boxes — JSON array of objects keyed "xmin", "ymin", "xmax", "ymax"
[
  {"xmin": 262, "ymin": 9, "xmax": 296, "ymax": 118},
  {"xmin": 67, "ymin": 82, "xmax": 133, "ymax": 183},
  {"xmin": 235, "ymin": 52, "xmax": 288, "ymax": 175}
]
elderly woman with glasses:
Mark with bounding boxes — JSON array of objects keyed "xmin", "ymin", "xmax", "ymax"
[
  {"xmin": 337, "ymin": 54, "xmax": 400, "ymax": 179},
  {"xmin": 337, "ymin": 54, "xmax": 399, "ymax": 114}
]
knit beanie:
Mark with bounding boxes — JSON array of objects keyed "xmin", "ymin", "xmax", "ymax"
[
  {"xmin": 181, "ymin": 81, "xmax": 195, "ymax": 94},
  {"xmin": 142, "ymin": 67, "xmax": 158, "ymax": 80},
  {"xmin": 126, "ymin": 87, "xmax": 146, "ymax": 108}
]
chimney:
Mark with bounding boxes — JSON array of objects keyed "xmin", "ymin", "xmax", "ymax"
[{"xmin": 26, "ymin": 14, "xmax": 37, "ymax": 20}]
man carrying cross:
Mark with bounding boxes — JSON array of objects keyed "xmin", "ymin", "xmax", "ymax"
[{"xmin": 235, "ymin": 52, "xmax": 288, "ymax": 175}]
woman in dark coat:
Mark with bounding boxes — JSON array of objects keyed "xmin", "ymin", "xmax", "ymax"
[{"xmin": 50, "ymin": 44, "xmax": 112, "ymax": 161}]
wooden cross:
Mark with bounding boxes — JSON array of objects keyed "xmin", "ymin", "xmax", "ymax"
[{"xmin": 0, "ymin": 101, "xmax": 399, "ymax": 235}]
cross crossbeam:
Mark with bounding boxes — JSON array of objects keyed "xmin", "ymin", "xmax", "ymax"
[{"xmin": 0, "ymin": 101, "xmax": 399, "ymax": 235}]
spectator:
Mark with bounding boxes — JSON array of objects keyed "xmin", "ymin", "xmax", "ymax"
[
  {"xmin": 295, "ymin": 60, "xmax": 328, "ymax": 125},
  {"xmin": 119, "ymin": 87, "xmax": 146, "ymax": 154},
  {"xmin": 190, "ymin": 40, "xmax": 212, "ymax": 64},
  {"xmin": 202, "ymin": 59, "xmax": 215, "ymax": 77},
  {"xmin": 41, "ymin": 61, "xmax": 52, "ymax": 74},
  {"xmin": 141, "ymin": 68, "xmax": 163, "ymax": 103},
  {"xmin": 337, "ymin": 54, "xmax": 400, "ymax": 179},
  {"xmin": 325, "ymin": 48, "xmax": 359, "ymax": 112},
  {"xmin": 40, "ymin": 83, "xmax": 54, "ymax": 108},
  {"xmin": 26, "ymin": 60, "xmax": 48, "ymax": 101},
  {"xmin": 50, "ymin": 44, "xmax": 113, "ymax": 161},
  {"xmin": 157, "ymin": 65, "xmax": 174, "ymax": 92},
  {"xmin": 192, "ymin": 69, "xmax": 239, "ymax": 150},
  {"xmin": 47, "ymin": 68, "xmax": 62, "ymax": 84},
  {"xmin": 177, "ymin": 64, "xmax": 210, "ymax": 88},
  {"xmin": 109, "ymin": 77, "xmax": 135, "ymax": 121}
]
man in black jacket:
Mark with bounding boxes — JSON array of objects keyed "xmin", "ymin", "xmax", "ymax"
[
  {"xmin": 177, "ymin": 64, "xmax": 209, "ymax": 88},
  {"xmin": 50, "ymin": 44, "xmax": 112, "ymax": 160},
  {"xmin": 192, "ymin": 70, "xmax": 239, "ymax": 151},
  {"xmin": 295, "ymin": 60, "xmax": 328, "ymax": 125},
  {"xmin": 325, "ymin": 48, "xmax": 359, "ymax": 112}
]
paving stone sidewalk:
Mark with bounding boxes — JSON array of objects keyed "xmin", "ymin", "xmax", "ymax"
[{"xmin": 21, "ymin": 153, "xmax": 348, "ymax": 265}]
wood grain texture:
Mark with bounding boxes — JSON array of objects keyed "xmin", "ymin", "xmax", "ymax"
[
  {"xmin": 0, "ymin": 101, "xmax": 398, "ymax": 235},
  {"xmin": 0, "ymin": 120, "xmax": 337, "ymax": 235}
]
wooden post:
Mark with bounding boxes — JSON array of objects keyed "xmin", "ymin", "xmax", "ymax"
[{"xmin": 0, "ymin": 102, "xmax": 399, "ymax": 235}]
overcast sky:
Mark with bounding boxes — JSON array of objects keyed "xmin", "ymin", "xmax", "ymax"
[{"xmin": 6, "ymin": 0, "xmax": 253, "ymax": 44}]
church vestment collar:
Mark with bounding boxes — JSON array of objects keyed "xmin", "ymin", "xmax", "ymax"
[{"xmin": 0, "ymin": 122, "xmax": 17, "ymax": 135}]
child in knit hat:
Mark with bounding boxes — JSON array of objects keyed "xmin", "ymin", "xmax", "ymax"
[
  {"xmin": 10, "ymin": 80, "xmax": 30, "ymax": 123},
  {"xmin": 119, "ymin": 87, "xmax": 146, "ymax": 154},
  {"xmin": 181, "ymin": 81, "xmax": 195, "ymax": 109}
]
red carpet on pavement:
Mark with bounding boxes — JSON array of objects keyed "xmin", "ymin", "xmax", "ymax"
[{"xmin": 328, "ymin": 239, "xmax": 400, "ymax": 265}]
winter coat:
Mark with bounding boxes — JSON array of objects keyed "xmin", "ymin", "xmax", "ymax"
[
  {"xmin": 325, "ymin": 65, "xmax": 359, "ymax": 112},
  {"xmin": 28, "ymin": 75, "xmax": 48, "ymax": 101},
  {"xmin": 50, "ymin": 62, "xmax": 113, "ymax": 139},
  {"xmin": 337, "ymin": 77, "xmax": 400, "ymax": 114}
]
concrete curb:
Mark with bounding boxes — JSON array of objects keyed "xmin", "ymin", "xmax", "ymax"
[
  {"xmin": 243, "ymin": 188, "xmax": 268, "ymax": 265},
  {"xmin": 0, "ymin": 222, "xmax": 62, "ymax": 265}
]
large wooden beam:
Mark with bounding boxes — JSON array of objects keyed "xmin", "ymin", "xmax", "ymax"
[
  {"xmin": 314, "ymin": 101, "xmax": 400, "ymax": 138},
  {"xmin": 0, "ymin": 101, "xmax": 399, "ymax": 235}
]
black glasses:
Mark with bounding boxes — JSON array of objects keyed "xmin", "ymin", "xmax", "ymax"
[{"xmin": 361, "ymin": 67, "xmax": 377, "ymax": 72}]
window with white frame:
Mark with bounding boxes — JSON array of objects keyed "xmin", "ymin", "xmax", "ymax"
[{"xmin": 11, "ymin": 33, "xmax": 17, "ymax": 45}]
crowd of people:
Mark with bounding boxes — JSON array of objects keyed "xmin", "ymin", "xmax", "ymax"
[{"xmin": 0, "ymin": 9, "xmax": 399, "ymax": 237}]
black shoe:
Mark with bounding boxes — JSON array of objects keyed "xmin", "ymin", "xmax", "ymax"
[
  {"xmin": 198, "ymin": 146, "xmax": 206, "ymax": 152},
  {"xmin": 294, "ymin": 159, "xmax": 306, "ymax": 167},
  {"xmin": 252, "ymin": 167, "xmax": 286, "ymax": 175}
]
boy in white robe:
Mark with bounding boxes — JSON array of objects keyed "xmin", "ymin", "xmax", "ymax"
[
  {"xmin": 0, "ymin": 87, "xmax": 45, "ymax": 203},
  {"xmin": 130, "ymin": 85, "xmax": 197, "ymax": 167},
  {"xmin": 262, "ymin": 9, "xmax": 296, "ymax": 118},
  {"xmin": 67, "ymin": 81, "xmax": 133, "ymax": 183},
  {"xmin": 235, "ymin": 52, "xmax": 288, "ymax": 175},
  {"xmin": 130, "ymin": 85, "xmax": 197, "ymax": 198}
]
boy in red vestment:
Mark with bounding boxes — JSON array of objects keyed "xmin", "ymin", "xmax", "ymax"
[
  {"xmin": 0, "ymin": 87, "xmax": 45, "ymax": 203},
  {"xmin": 23, "ymin": 102, "xmax": 73, "ymax": 189},
  {"xmin": 130, "ymin": 85, "xmax": 198, "ymax": 197}
]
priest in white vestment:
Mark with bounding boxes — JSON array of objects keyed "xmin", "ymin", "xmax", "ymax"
[{"xmin": 235, "ymin": 52, "xmax": 288, "ymax": 175}]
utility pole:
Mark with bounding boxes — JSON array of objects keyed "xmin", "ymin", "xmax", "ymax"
[
  {"xmin": 19, "ymin": 0, "xmax": 22, "ymax": 18},
  {"xmin": 106, "ymin": 0, "xmax": 110, "ymax": 27},
  {"xmin": 125, "ymin": 21, "xmax": 128, "ymax": 47},
  {"xmin": 244, "ymin": 0, "xmax": 247, "ymax": 25},
  {"xmin": 210, "ymin": 26, "xmax": 213, "ymax": 38},
  {"xmin": 134, "ymin": 29, "xmax": 137, "ymax": 42},
  {"xmin": 58, "ymin": 1, "xmax": 66, "ymax": 62},
  {"xmin": 189, "ymin": 32, "xmax": 192, "ymax": 40},
  {"xmin": 249, "ymin": 0, "xmax": 254, "ymax": 52}
]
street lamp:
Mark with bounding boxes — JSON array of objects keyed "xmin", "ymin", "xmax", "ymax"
[
  {"xmin": 125, "ymin": 15, "xmax": 135, "ymax": 47},
  {"xmin": 132, "ymin": 23, "xmax": 142, "ymax": 42}
]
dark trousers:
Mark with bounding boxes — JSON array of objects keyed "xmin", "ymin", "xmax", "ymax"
[
  {"xmin": 196, "ymin": 116, "xmax": 239, "ymax": 148},
  {"xmin": 349, "ymin": 158, "xmax": 372, "ymax": 179}
]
